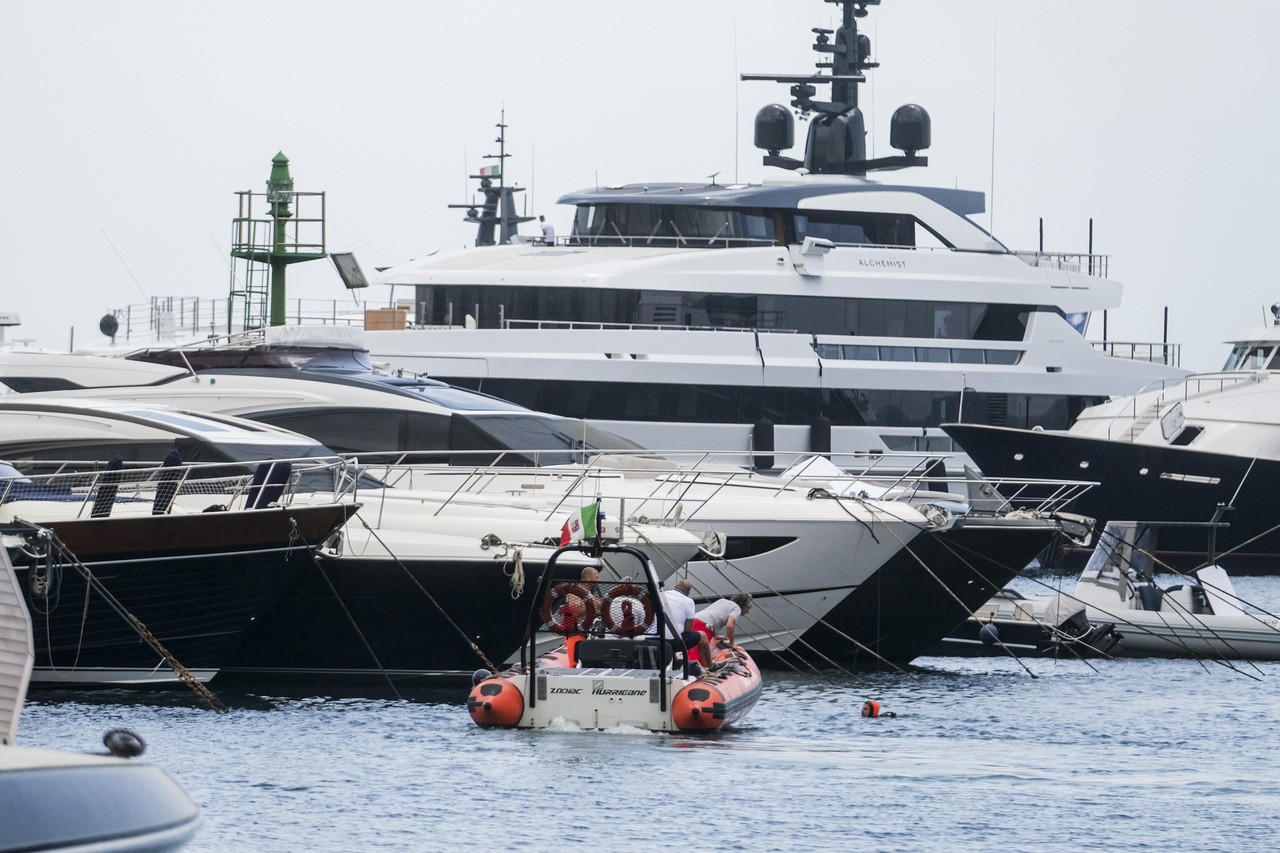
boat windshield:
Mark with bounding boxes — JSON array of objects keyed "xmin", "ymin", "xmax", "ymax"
[
  {"xmin": 572, "ymin": 204, "xmax": 776, "ymax": 247},
  {"xmin": 1221, "ymin": 343, "xmax": 1276, "ymax": 371},
  {"xmin": 396, "ymin": 383, "xmax": 529, "ymax": 412},
  {"xmin": 570, "ymin": 203, "xmax": 950, "ymax": 250}
]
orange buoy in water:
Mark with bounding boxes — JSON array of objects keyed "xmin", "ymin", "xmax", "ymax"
[{"xmin": 467, "ymin": 676, "xmax": 525, "ymax": 727}]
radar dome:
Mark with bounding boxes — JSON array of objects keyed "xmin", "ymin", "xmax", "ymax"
[
  {"xmin": 99, "ymin": 314, "xmax": 120, "ymax": 338},
  {"xmin": 754, "ymin": 104, "xmax": 795, "ymax": 153},
  {"xmin": 889, "ymin": 104, "xmax": 931, "ymax": 155}
]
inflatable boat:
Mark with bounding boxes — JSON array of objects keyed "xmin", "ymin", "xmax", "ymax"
[{"xmin": 468, "ymin": 542, "xmax": 762, "ymax": 732}]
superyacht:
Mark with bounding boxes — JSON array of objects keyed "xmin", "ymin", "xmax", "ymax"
[{"xmin": 365, "ymin": 0, "xmax": 1186, "ymax": 469}]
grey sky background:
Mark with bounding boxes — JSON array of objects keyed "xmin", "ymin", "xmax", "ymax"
[{"xmin": 2, "ymin": 0, "xmax": 1276, "ymax": 371}]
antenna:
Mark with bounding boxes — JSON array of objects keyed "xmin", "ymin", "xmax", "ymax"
[
  {"xmin": 989, "ymin": 19, "xmax": 998, "ymax": 234},
  {"xmin": 101, "ymin": 230, "xmax": 150, "ymax": 300},
  {"xmin": 734, "ymin": 19, "xmax": 740, "ymax": 184}
]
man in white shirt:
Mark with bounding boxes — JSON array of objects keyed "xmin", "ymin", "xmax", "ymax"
[
  {"xmin": 539, "ymin": 215, "xmax": 555, "ymax": 245},
  {"xmin": 650, "ymin": 579, "xmax": 711, "ymax": 665}
]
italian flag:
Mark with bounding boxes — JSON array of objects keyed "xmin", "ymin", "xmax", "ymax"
[{"xmin": 560, "ymin": 502, "xmax": 600, "ymax": 545}]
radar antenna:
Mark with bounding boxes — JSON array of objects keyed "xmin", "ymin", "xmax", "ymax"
[
  {"xmin": 448, "ymin": 110, "xmax": 535, "ymax": 246},
  {"xmin": 742, "ymin": 0, "xmax": 931, "ymax": 177}
]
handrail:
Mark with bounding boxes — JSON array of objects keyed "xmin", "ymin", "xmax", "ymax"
[
  {"xmin": 1101, "ymin": 371, "xmax": 1266, "ymax": 440},
  {"xmin": 336, "ymin": 448, "xmax": 1095, "ymax": 520},
  {"xmin": 0, "ymin": 456, "xmax": 358, "ymax": 519},
  {"xmin": 1090, "ymin": 339, "xmax": 1182, "ymax": 367}
]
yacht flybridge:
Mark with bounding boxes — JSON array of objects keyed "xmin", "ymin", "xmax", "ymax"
[{"xmin": 364, "ymin": 0, "xmax": 1187, "ymax": 469}]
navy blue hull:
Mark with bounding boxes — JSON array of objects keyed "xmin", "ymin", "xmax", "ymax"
[
  {"xmin": 768, "ymin": 522, "xmax": 1056, "ymax": 669},
  {"xmin": 944, "ymin": 424, "xmax": 1280, "ymax": 571}
]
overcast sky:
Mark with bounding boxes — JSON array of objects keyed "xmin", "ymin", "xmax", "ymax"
[{"xmin": 3, "ymin": 0, "xmax": 1277, "ymax": 371}]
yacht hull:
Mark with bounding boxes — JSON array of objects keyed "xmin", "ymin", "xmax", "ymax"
[
  {"xmin": 221, "ymin": 552, "xmax": 552, "ymax": 682},
  {"xmin": 784, "ymin": 521, "xmax": 1060, "ymax": 668},
  {"xmin": 944, "ymin": 424, "xmax": 1280, "ymax": 571},
  {"xmin": 8, "ymin": 504, "xmax": 356, "ymax": 686}
]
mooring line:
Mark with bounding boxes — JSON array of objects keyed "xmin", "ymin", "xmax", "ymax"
[
  {"xmin": 29, "ymin": 527, "xmax": 229, "ymax": 712},
  {"xmin": 355, "ymin": 516, "xmax": 500, "ymax": 673}
]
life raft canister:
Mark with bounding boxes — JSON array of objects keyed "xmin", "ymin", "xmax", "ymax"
[{"xmin": 467, "ymin": 677, "xmax": 525, "ymax": 727}]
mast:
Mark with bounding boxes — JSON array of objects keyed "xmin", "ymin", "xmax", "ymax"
[
  {"xmin": 449, "ymin": 111, "xmax": 534, "ymax": 246},
  {"xmin": 742, "ymin": 0, "xmax": 930, "ymax": 176}
]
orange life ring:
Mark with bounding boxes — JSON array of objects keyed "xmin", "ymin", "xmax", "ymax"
[
  {"xmin": 601, "ymin": 582, "xmax": 654, "ymax": 637},
  {"xmin": 540, "ymin": 581, "xmax": 599, "ymax": 636}
]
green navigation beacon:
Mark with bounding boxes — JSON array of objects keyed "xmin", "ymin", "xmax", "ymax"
[{"xmin": 229, "ymin": 152, "xmax": 328, "ymax": 329}]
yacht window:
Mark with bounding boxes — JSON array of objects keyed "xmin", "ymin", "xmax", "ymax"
[
  {"xmin": 792, "ymin": 211, "xmax": 928, "ymax": 247},
  {"xmin": 444, "ymin": 376, "xmax": 1090, "ymax": 431},
  {"xmin": 413, "ymin": 283, "xmax": 1035, "ymax": 340},
  {"xmin": 256, "ymin": 410, "xmax": 404, "ymax": 453},
  {"xmin": 845, "ymin": 345, "xmax": 879, "ymax": 360},
  {"xmin": 672, "ymin": 207, "xmax": 733, "ymax": 244},
  {"xmin": 880, "ymin": 346, "xmax": 915, "ymax": 362},
  {"xmin": 572, "ymin": 204, "xmax": 775, "ymax": 247},
  {"xmin": 410, "ymin": 385, "xmax": 527, "ymax": 412},
  {"xmin": 118, "ymin": 409, "xmax": 233, "ymax": 433},
  {"xmin": 951, "ymin": 348, "xmax": 984, "ymax": 364},
  {"xmin": 918, "ymin": 347, "xmax": 950, "ymax": 363},
  {"xmin": 972, "ymin": 305, "xmax": 1030, "ymax": 342},
  {"xmin": 984, "ymin": 350, "xmax": 1022, "ymax": 365},
  {"xmin": 1222, "ymin": 344, "xmax": 1273, "ymax": 371}
]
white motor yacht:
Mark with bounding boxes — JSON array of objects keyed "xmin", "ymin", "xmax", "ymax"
[
  {"xmin": 945, "ymin": 523, "xmax": 1280, "ymax": 660},
  {"xmin": 1069, "ymin": 523, "xmax": 1280, "ymax": 659},
  {"xmin": 358, "ymin": 0, "xmax": 1186, "ymax": 471}
]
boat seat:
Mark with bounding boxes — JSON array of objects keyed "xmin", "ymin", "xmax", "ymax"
[
  {"xmin": 1136, "ymin": 584, "xmax": 1163, "ymax": 612},
  {"xmin": 575, "ymin": 638, "xmax": 674, "ymax": 670}
]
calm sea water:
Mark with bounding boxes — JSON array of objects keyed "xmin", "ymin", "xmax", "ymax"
[{"xmin": 16, "ymin": 575, "xmax": 1280, "ymax": 853}]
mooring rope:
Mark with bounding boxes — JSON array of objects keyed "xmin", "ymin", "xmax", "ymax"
[
  {"xmin": 354, "ymin": 515, "xmax": 500, "ymax": 673},
  {"xmin": 26, "ymin": 526, "xmax": 228, "ymax": 712}
]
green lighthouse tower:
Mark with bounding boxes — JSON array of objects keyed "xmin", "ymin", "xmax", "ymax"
[{"xmin": 228, "ymin": 152, "xmax": 328, "ymax": 329}]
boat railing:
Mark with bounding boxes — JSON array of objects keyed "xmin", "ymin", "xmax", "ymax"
[
  {"xmin": 1090, "ymin": 339, "xmax": 1182, "ymax": 367},
  {"xmin": 0, "ymin": 456, "xmax": 357, "ymax": 522},
  {"xmin": 501, "ymin": 318, "xmax": 797, "ymax": 333},
  {"xmin": 1013, "ymin": 251, "xmax": 1109, "ymax": 277},
  {"xmin": 1101, "ymin": 371, "xmax": 1262, "ymax": 440},
  {"xmin": 563, "ymin": 228, "xmax": 777, "ymax": 250},
  {"xmin": 344, "ymin": 448, "xmax": 1093, "ymax": 524},
  {"xmin": 99, "ymin": 296, "xmax": 385, "ymax": 346}
]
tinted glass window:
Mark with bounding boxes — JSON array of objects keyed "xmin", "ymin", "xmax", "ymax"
[
  {"xmin": 256, "ymin": 410, "xmax": 401, "ymax": 453},
  {"xmin": 414, "ymin": 283, "xmax": 1035, "ymax": 341}
]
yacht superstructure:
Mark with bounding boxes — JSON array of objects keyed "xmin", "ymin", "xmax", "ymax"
[{"xmin": 363, "ymin": 0, "xmax": 1186, "ymax": 468}]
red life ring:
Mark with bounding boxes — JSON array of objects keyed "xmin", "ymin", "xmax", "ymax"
[
  {"xmin": 540, "ymin": 582, "xmax": 599, "ymax": 636},
  {"xmin": 601, "ymin": 582, "xmax": 654, "ymax": 637}
]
